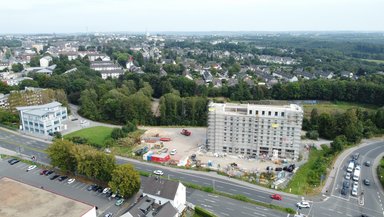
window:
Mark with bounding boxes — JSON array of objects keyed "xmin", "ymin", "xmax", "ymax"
[
  {"xmin": 262, "ymin": 111, "xmax": 265, "ymax": 115},
  {"xmin": 268, "ymin": 111, "xmax": 271, "ymax": 116},
  {"xmin": 275, "ymin": 112, "xmax": 278, "ymax": 116},
  {"xmin": 281, "ymin": 112, "xmax": 285, "ymax": 117},
  {"xmin": 249, "ymin": 110, "xmax": 252, "ymax": 115},
  {"xmin": 256, "ymin": 110, "xmax": 259, "ymax": 115}
]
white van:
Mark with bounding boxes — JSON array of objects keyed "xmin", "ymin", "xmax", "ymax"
[{"xmin": 347, "ymin": 161, "xmax": 354, "ymax": 173}]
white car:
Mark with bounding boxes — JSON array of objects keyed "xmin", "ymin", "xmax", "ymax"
[
  {"xmin": 170, "ymin": 149, "xmax": 177, "ymax": 155},
  {"xmin": 345, "ymin": 172, "xmax": 351, "ymax": 180},
  {"xmin": 26, "ymin": 165, "xmax": 37, "ymax": 171},
  {"xmin": 296, "ymin": 201, "xmax": 311, "ymax": 208},
  {"xmin": 351, "ymin": 187, "xmax": 358, "ymax": 196},
  {"xmin": 153, "ymin": 170, "xmax": 164, "ymax": 176},
  {"xmin": 67, "ymin": 178, "xmax": 75, "ymax": 184},
  {"xmin": 353, "ymin": 181, "xmax": 358, "ymax": 189},
  {"xmin": 103, "ymin": 187, "xmax": 111, "ymax": 194}
]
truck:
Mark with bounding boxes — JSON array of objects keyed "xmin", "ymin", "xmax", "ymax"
[
  {"xmin": 347, "ymin": 161, "xmax": 354, "ymax": 173},
  {"xmin": 353, "ymin": 166, "xmax": 361, "ymax": 181},
  {"xmin": 180, "ymin": 129, "xmax": 191, "ymax": 136}
]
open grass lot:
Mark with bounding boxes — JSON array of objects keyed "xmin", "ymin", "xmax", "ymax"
[
  {"xmin": 64, "ymin": 126, "xmax": 114, "ymax": 146},
  {"xmin": 284, "ymin": 148, "xmax": 327, "ymax": 195},
  {"xmin": 361, "ymin": 58, "xmax": 384, "ymax": 64},
  {"xmin": 303, "ymin": 101, "xmax": 378, "ymax": 118},
  {"xmin": 377, "ymin": 157, "xmax": 384, "ymax": 188}
]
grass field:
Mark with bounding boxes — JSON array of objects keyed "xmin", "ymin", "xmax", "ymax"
[
  {"xmin": 361, "ymin": 59, "xmax": 384, "ymax": 64},
  {"xmin": 64, "ymin": 126, "xmax": 115, "ymax": 146},
  {"xmin": 284, "ymin": 148, "xmax": 327, "ymax": 195},
  {"xmin": 303, "ymin": 101, "xmax": 378, "ymax": 118}
]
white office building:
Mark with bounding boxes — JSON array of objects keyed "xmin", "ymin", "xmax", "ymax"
[
  {"xmin": 16, "ymin": 101, "xmax": 67, "ymax": 136},
  {"xmin": 207, "ymin": 102, "xmax": 303, "ymax": 160}
]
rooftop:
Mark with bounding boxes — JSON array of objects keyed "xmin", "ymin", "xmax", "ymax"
[
  {"xmin": 0, "ymin": 177, "xmax": 94, "ymax": 217},
  {"xmin": 142, "ymin": 177, "xmax": 180, "ymax": 200}
]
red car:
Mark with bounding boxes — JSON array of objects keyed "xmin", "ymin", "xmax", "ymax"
[
  {"xmin": 271, "ymin": 194, "xmax": 282, "ymax": 200},
  {"xmin": 40, "ymin": 170, "xmax": 48, "ymax": 175}
]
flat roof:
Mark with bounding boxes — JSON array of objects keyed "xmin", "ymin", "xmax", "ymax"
[{"xmin": 0, "ymin": 177, "xmax": 94, "ymax": 217}]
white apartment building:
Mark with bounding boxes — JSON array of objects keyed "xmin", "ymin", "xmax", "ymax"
[
  {"xmin": 16, "ymin": 101, "xmax": 67, "ymax": 136},
  {"xmin": 207, "ymin": 102, "xmax": 303, "ymax": 160},
  {"xmin": 40, "ymin": 56, "xmax": 52, "ymax": 67}
]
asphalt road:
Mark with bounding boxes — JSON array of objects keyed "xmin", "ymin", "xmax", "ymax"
[{"xmin": 0, "ymin": 128, "xmax": 294, "ymax": 217}]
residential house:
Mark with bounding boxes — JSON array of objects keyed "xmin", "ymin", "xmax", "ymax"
[
  {"xmin": 340, "ymin": 71, "xmax": 353, "ymax": 78},
  {"xmin": 294, "ymin": 70, "xmax": 316, "ymax": 80},
  {"xmin": 121, "ymin": 195, "xmax": 178, "ymax": 217},
  {"xmin": 90, "ymin": 61, "xmax": 124, "ymax": 79},
  {"xmin": 162, "ymin": 59, "xmax": 176, "ymax": 65},
  {"xmin": 86, "ymin": 53, "xmax": 111, "ymax": 62},
  {"xmin": 202, "ymin": 70, "xmax": 213, "ymax": 83},
  {"xmin": 142, "ymin": 177, "xmax": 186, "ymax": 215},
  {"xmin": 272, "ymin": 71, "xmax": 298, "ymax": 82},
  {"xmin": 0, "ymin": 93, "xmax": 9, "ymax": 109},
  {"xmin": 17, "ymin": 101, "xmax": 67, "ymax": 136},
  {"xmin": 315, "ymin": 70, "xmax": 334, "ymax": 79},
  {"xmin": 40, "ymin": 56, "xmax": 52, "ymax": 67},
  {"xmin": 0, "ymin": 61, "xmax": 9, "ymax": 71}
]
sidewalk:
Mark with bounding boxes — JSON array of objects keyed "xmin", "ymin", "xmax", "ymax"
[{"xmin": 0, "ymin": 127, "xmax": 51, "ymax": 144}]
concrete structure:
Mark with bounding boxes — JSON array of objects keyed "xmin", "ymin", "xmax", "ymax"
[
  {"xmin": 121, "ymin": 195, "xmax": 178, "ymax": 217},
  {"xmin": 90, "ymin": 61, "xmax": 124, "ymax": 79},
  {"xmin": 207, "ymin": 102, "xmax": 303, "ymax": 160},
  {"xmin": 0, "ymin": 177, "xmax": 96, "ymax": 217},
  {"xmin": 0, "ymin": 93, "xmax": 9, "ymax": 109},
  {"xmin": 39, "ymin": 56, "xmax": 52, "ymax": 67},
  {"xmin": 142, "ymin": 177, "xmax": 186, "ymax": 215},
  {"xmin": 16, "ymin": 101, "xmax": 67, "ymax": 136}
]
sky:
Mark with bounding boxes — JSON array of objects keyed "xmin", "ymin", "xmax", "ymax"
[{"xmin": 1, "ymin": 0, "xmax": 383, "ymax": 33}]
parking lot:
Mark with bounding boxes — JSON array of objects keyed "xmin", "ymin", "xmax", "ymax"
[{"xmin": 0, "ymin": 158, "xmax": 131, "ymax": 217}]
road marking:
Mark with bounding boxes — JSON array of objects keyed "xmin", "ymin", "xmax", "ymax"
[
  {"xmin": 204, "ymin": 199, "xmax": 217, "ymax": 203},
  {"xmin": 220, "ymin": 212, "xmax": 230, "ymax": 216},
  {"xmin": 225, "ymin": 207, "xmax": 234, "ymax": 211}
]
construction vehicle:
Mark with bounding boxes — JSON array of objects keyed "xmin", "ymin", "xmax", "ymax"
[{"xmin": 180, "ymin": 129, "xmax": 191, "ymax": 136}]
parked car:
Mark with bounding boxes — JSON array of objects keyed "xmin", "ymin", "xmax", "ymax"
[
  {"xmin": 87, "ymin": 184, "xmax": 96, "ymax": 191},
  {"xmin": 97, "ymin": 186, "xmax": 104, "ymax": 193},
  {"xmin": 153, "ymin": 170, "xmax": 164, "ymax": 176},
  {"xmin": 50, "ymin": 175, "xmax": 60, "ymax": 180},
  {"xmin": 353, "ymin": 181, "xmax": 358, "ymax": 189},
  {"xmin": 105, "ymin": 213, "xmax": 113, "ymax": 217},
  {"xmin": 26, "ymin": 165, "xmax": 37, "ymax": 172},
  {"xmin": 170, "ymin": 149, "xmax": 177, "ymax": 155},
  {"xmin": 345, "ymin": 172, "xmax": 351, "ymax": 180},
  {"xmin": 115, "ymin": 198, "xmax": 124, "ymax": 206},
  {"xmin": 45, "ymin": 170, "xmax": 54, "ymax": 176},
  {"xmin": 364, "ymin": 161, "xmax": 371, "ymax": 167},
  {"xmin": 343, "ymin": 180, "xmax": 350, "ymax": 189},
  {"xmin": 341, "ymin": 187, "xmax": 348, "ymax": 195},
  {"xmin": 353, "ymin": 153, "xmax": 360, "ymax": 160},
  {"xmin": 271, "ymin": 194, "xmax": 282, "ymax": 200},
  {"xmin": 351, "ymin": 187, "xmax": 358, "ymax": 196},
  {"xmin": 67, "ymin": 178, "xmax": 75, "ymax": 184},
  {"xmin": 275, "ymin": 167, "xmax": 283, "ymax": 171},
  {"xmin": 40, "ymin": 170, "xmax": 48, "ymax": 175},
  {"xmin": 364, "ymin": 179, "xmax": 370, "ymax": 186},
  {"xmin": 103, "ymin": 187, "xmax": 111, "ymax": 194},
  {"xmin": 58, "ymin": 176, "xmax": 68, "ymax": 182},
  {"xmin": 8, "ymin": 158, "xmax": 20, "ymax": 165},
  {"xmin": 297, "ymin": 201, "xmax": 311, "ymax": 208}
]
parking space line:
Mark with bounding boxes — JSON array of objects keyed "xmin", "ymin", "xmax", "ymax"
[{"xmin": 76, "ymin": 183, "xmax": 86, "ymax": 189}]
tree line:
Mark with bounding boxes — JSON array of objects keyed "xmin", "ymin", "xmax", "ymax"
[{"xmin": 47, "ymin": 139, "xmax": 140, "ymax": 198}]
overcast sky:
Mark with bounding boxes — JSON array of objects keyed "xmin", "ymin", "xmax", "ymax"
[{"xmin": 1, "ymin": 0, "xmax": 383, "ymax": 33}]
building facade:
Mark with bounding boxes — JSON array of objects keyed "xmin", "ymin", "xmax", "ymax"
[
  {"xmin": 16, "ymin": 101, "xmax": 67, "ymax": 136},
  {"xmin": 207, "ymin": 102, "xmax": 303, "ymax": 160}
]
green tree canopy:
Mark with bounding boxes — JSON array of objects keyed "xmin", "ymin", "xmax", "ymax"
[{"xmin": 108, "ymin": 164, "xmax": 141, "ymax": 198}]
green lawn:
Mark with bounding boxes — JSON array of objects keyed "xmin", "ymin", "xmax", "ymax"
[
  {"xmin": 64, "ymin": 126, "xmax": 115, "ymax": 146},
  {"xmin": 361, "ymin": 59, "xmax": 384, "ymax": 64},
  {"xmin": 303, "ymin": 101, "xmax": 378, "ymax": 118},
  {"xmin": 377, "ymin": 157, "xmax": 384, "ymax": 188},
  {"xmin": 284, "ymin": 149, "xmax": 326, "ymax": 195}
]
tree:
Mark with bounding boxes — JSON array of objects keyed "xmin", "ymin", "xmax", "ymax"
[
  {"xmin": 11, "ymin": 63, "xmax": 24, "ymax": 72},
  {"xmin": 47, "ymin": 140, "xmax": 77, "ymax": 173},
  {"xmin": 111, "ymin": 128, "xmax": 126, "ymax": 140},
  {"xmin": 122, "ymin": 122, "xmax": 137, "ymax": 134},
  {"xmin": 330, "ymin": 135, "xmax": 347, "ymax": 154},
  {"xmin": 109, "ymin": 164, "xmax": 141, "ymax": 198}
]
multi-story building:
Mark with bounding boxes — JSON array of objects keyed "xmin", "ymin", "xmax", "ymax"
[
  {"xmin": 90, "ymin": 61, "xmax": 124, "ymax": 79},
  {"xmin": 207, "ymin": 102, "xmax": 303, "ymax": 160},
  {"xmin": 16, "ymin": 101, "xmax": 67, "ymax": 136}
]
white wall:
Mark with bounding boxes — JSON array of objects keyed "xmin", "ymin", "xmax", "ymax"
[{"xmin": 81, "ymin": 206, "xmax": 96, "ymax": 217}]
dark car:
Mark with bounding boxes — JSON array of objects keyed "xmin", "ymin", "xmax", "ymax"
[
  {"xmin": 364, "ymin": 161, "xmax": 371, "ymax": 167},
  {"xmin": 8, "ymin": 159, "xmax": 20, "ymax": 165},
  {"xmin": 343, "ymin": 180, "xmax": 350, "ymax": 189},
  {"xmin": 92, "ymin": 185, "xmax": 101, "ymax": 192},
  {"xmin": 40, "ymin": 170, "xmax": 48, "ymax": 175},
  {"xmin": 106, "ymin": 191, "xmax": 113, "ymax": 197},
  {"xmin": 353, "ymin": 153, "xmax": 360, "ymax": 160},
  {"xmin": 50, "ymin": 175, "xmax": 60, "ymax": 180},
  {"xmin": 341, "ymin": 187, "xmax": 348, "ymax": 195},
  {"xmin": 45, "ymin": 170, "xmax": 54, "ymax": 176},
  {"xmin": 97, "ymin": 186, "xmax": 104, "ymax": 193},
  {"xmin": 275, "ymin": 167, "xmax": 283, "ymax": 171},
  {"xmin": 87, "ymin": 184, "xmax": 96, "ymax": 191},
  {"xmin": 364, "ymin": 179, "xmax": 370, "ymax": 186},
  {"xmin": 58, "ymin": 176, "xmax": 68, "ymax": 182}
]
